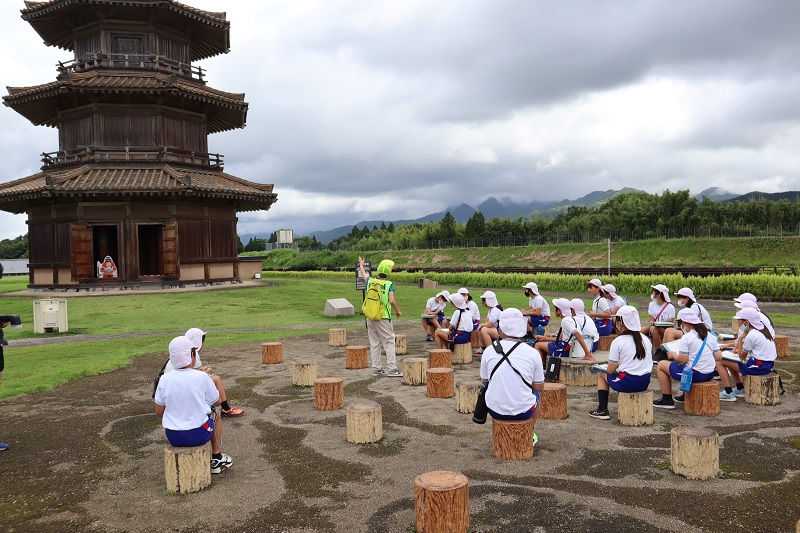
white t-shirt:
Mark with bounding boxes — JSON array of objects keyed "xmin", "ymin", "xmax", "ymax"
[
  {"xmin": 608, "ymin": 295, "xmax": 626, "ymax": 312},
  {"xmin": 425, "ymin": 297, "xmax": 446, "ymax": 315},
  {"xmin": 154, "ymin": 368, "xmax": 219, "ymax": 431},
  {"xmin": 529, "ymin": 295, "xmax": 550, "ymax": 317},
  {"xmin": 592, "ymin": 296, "xmax": 611, "ymax": 314},
  {"xmin": 742, "ymin": 329, "xmax": 777, "ymax": 362},
  {"xmin": 451, "ymin": 309, "xmax": 474, "ymax": 332},
  {"xmin": 487, "ymin": 306, "xmax": 502, "ymax": 328},
  {"xmin": 578, "ymin": 314, "xmax": 599, "ymax": 343},
  {"xmin": 466, "ymin": 300, "xmax": 481, "ymax": 322},
  {"xmin": 677, "ymin": 329, "xmax": 719, "ymax": 374},
  {"xmin": 480, "ymin": 340, "xmax": 545, "ymax": 416},
  {"xmin": 560, "ymin": 316, "xmax": 594, "ymax": 358},
  {"xmin": 688, "ymin": 302, "xmax": 713, "ymax": 331},
  {"xmin": 648, "ymin": 301, "xmax": 676, "ymax": 322},
  {"xmin": 609, "ymin": 334, "xmax": 653, "ymax": 375},
  {"xmin": 164, "ymin": 352, "xmax": 202, "ymax": 374}
]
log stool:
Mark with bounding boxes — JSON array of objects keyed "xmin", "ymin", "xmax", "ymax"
[
  {"xmin": 314, "ymin": 377, "xmax": 344, "ymax": 410},
  {"xmin": 492, "ymin": 418, "xmax": 534, "ymax": 460},
  {"xmin": 454, "ymin": 381, "xmax": 482, "ymax": 413},
  {"xmin": 292, "ymin": 360, "xmax": 317, "ymax": 387},
  {"xmin": 414, "ymin": 471, "xmax": 469, "ymax": 533},
  {"xmin": 395, "ymin": 334, "xmax": 407, "ymax": 355},
  {"xmin": 775, "ymin": 334, "xmax": 789, "ymax": 357},
  {"xmin": 597, "ymin": 334, "xmax": 617, "ymax": 352},
  {"xmin": 329, "ymin": 328, "xmax": 347, "ymax": 347},
  {"xmin": 345, "ymin": 345, "xmax": 368, "ymax": 369},
  {"xmin": 470, "ymin": 330, "xmax": 481, "ymax": 349},
  {"xmin": 402, "ymin": 357, "xmax": 428, "ymax": 386},
  {"xmin": 164, "ymin": 442, "xmax": 211, "ymax": 494},
  {"xmin": 557, "ymin": 359, "xmax": 597, "ymax": 386},
  {"xmin": 539, "ymin": 382, "xmax": 568, "ymax": 420},
  {"xmin": 346, "ymin": 400, "xmax": 382, "ymax": 444},
  {"xmin": 617, "ymin": 390, "xmax": 654, "ymax": 426},
  {"xmin": 684, "ymin": 381, "xmax": 720, "ymax": 416},
  {"xmin": 452, "ymin": 343, "xmax": 472, "ymax": 365},
  {"xmin": 262, "ymin": 342, "xmax": 283, "ymax": 364},
  {"xmin": 743, "ymin": 374, "xmax": 781, "ymax": 406},
  {"xmin": 429, "ymin": 348, "xmax": 453, "ymax": 369},
  {"xmin": 670, "ymin": 426, "xmax": 719, "ymax": 480},
  {"xmin": 427, "ymin": 368, "xmax": 454, "ymax": 398}
]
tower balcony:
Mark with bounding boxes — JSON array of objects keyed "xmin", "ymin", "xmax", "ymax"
[
  {"xmin": 58, "ymin": 54, "xmax": 206, "ymax": 83},
  {"xmin": 41, "ymin": 147, "xmax": 223, "ymax": 169}
]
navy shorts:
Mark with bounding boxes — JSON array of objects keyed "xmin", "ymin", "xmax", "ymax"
[
  {"xmin": 608, "ymin": 372, "xmax": 651, "ymax": 393},
  {"xmin": 529, "ymin": 315, "xmax": 550, "ymax": 328},
  {"xmin": 668, "ymin": 361, "xmax": 715, "ymax": 383},
  {"xmin": 739, "ymin": 358, "xmax": 774, "ymax": 376},
  {"xmin": 595, "ymin": 318, "xmax": 612, "ymax": 336},
  {"xmin": 165, "ymin": 416, "xmax": 214, "ymax": 447},
  {"xmin": 488, "ymin": 390, "xmax": 540, "ymax": 420},
  {"xmin": 449, "ymin": 330, "xmax": 472, "ymax": 344},
  {"xmin": 437, "ymin": 313, "xmax": 444, "ymax": 325}
]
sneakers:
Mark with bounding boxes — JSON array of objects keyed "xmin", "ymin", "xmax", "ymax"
[
  {"xmin": 372, "ymin": 369, "xmax": 386, "ymax": 376},
  {"xmin": 473, "ymin": 348, "xmax": 484, "ymax": 356},
  {"xmin": 221, "ymin": 407, "xmax": 245, "ymax": 418},
  {"xmin": 386, "ymin": 368, "xmax": 403, "ymax": 377},
  {"xmin": 426, "ymin": 334, "xmax": 434, "ymax": 342},
  {"xmin": 720, "ymin": 390, "xmax": 737, "ymax": 402},
  {"xmin": 210, "ymin": 453, "xmax": 233, "ymax": 474},
  {"xmin": 0, "ymin": 443, "xmax": 8, "ymax": 451},
  {"xmin": 653, "ymin": 397, "xmax": 676, "ymax": 409},
  {"xmin": 589, "ymin": 409, "xmax": 611, "ymax": 420},
  {"xmin": 733, "ymin": 387, "xmax": 745, "ymax": 398},
  {"xmin": 532, "ymin": 433, "xmax": 538, "ymax": 447},
  {"xmin": 673, "ymin": 394, "xmax": 684, "ymax": 403}
]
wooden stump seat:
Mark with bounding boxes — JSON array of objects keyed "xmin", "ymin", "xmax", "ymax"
[
  {"xmin": 261, "ymin": 342, "xmax": 283, "ymax": 364},
  {"xmin": 427, "ymin": 368, "xmax": 455, "ymax": 398},
  {"xmin": 164, "ymin": 442, "xmax": 211, "ymax": 494},
  {"xmin": 345, "ymin": 345, "xmax": 368, "ymax": 369},
  {"xmin": 292, "ymin": 360, "xmax": 317, "ymax": 387},
  {"xmin": 557, "ymin": 358, "xmax": 598, "ymax": 386},
  {"xmin": 454, "ymin": 381, "xmax": 482, "ymax": 414},
  {"xmin": 670, "ymin": 426, "xmax": 719, "ymax": 480},
  {"xmin": 597, "ymin": 334, "xmax": 617, "ymax": 352},
  {"xmin": 314, "ymin": 377, "xmax": 344, "ymax": 410},
  {"xmin": 402, "ymin": 357, "xmax": 428, "ymax": 386},
  {"xmin": 684, "ymin": 381, "xmax": 720, "ymax": 416},
  {"xmin": 539, "ymin": 382, "xmax": 568, "ymax": 420},
  {"xmin": 470, "ymin": 330, "xmax": 481, "ymax": 349},
  {"xmin": 452, "ymin": 343, "xmax": 472, "ymax": 365},
  {"xmin": 414, "ymin": 471, "xmax": 469, "ymax": 533},
  {"xmin": 743, "ymin": 374, "xmax": 781, "ymax": 406},
  {"xmin": 346, "ymin": 400, "xmax": 382, "ymax": 444},
  {"xmin": 775, "ymin": 334, "xmax": 788, "ymax": 357},
  {"xmin": 329, "ymin": 328, "xmax": 347, "ymax": 347},
  {"xmin": 395, "ymin": 334, "xmax": 407, "ymax": 355},
  {"xmin": 428, "ymin": 348, "xmax": 453, "ymax": 369},
  {"xmin": 492, "ymin": 417, "xmax": 534, "ymax": 460},
  {"xmin": 617, "ymin": 390, "xmax": 654, "ymax": 426}
]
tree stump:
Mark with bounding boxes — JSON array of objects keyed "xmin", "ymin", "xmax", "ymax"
[
  {"xmin": 427, "ymin": 368, "xmax": 455, "ymax": 398},
  {"xmin": 292, "ymin": 360, "xmax": 317, "ymax": 387},
  {"xmin": 164, "ymin": 442, "xmax": 211, "ymax": 494},
  {"xmin": 557, "ymin": 359, "xmax": 596, "ymax": 386},
  {"xmin": 429, "ymin": 348, "xmax": 453, "ymax": 369},
  {"xmin": 454, "ymin": 381, "xmax": 482, "ymax": 413},
  {"xmin": 775, "ymin": 334, "xmax": 789, "ymax": 357},
  {"xmin": 452, "ymin": 343, "xmax": 472, "ymax": 365},
  {"xmin": 314, "ymin": 377, "xmax": 344, "ymax": 410},
  {"xmin": 345, "ymin": 345, "xmax": 368, "ymax": 369},
  {"xmin": 618, "ymin": 390, "xmax": 654, "ymax": 426},
  {"xmin": 670, "ymin": 426, "xmax": 719, "ymax": 480},
  {"xmin": 743, "ymin": 374, "xmax": 781, "ymax": 406},
  {"xmin": 597, "ymin": 334, "xmax": 617, "ymax": 352},
  {"xmin": 402, "ymin": 357, "xmax": 428, "ymax": 385},
  {"xmin": 684, "ymin": 381, "xmax": 720, "ymax": 416},
  {"xmin": 329, "ymin": 328, "xmax": 347, "ymax": 347},
  {"xmin": 262, "ymin": 342, "xmax": 283, "ymax": 364},
  {"xmin": 539, "ymin": 382, "xmax": 568, "ymax": 420},
  {"xmin": 492, "ymin": 418, "xmax": 534, "ymax": 460},
  {"xmin": 470, "ymin": 330, "xmax": 481, "ymax": 349},
  {"xmin": 346, "ymin": 400, "xmax": 382, "ymax": 444},
  {"xmin": 395, "ymin": 334, "xmax": 407, "ymax": 355},
  {"xmin": 414, "ymin": 471, "xmax": 469, "ymax": 533}
]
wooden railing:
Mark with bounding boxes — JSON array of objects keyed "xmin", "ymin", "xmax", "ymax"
[
  {"xmin": 58, "ymin": 54, "xmax": 205, "ymax": 81},
  {"xmin": 41, "ymin": 147, "xmax": 223, "ymax": 168}
]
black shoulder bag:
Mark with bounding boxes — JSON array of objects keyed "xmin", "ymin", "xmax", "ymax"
[
  {"xmin": 152, "ymin": 358, "xmax": 170, "ymax": 399},
  {"xmin": 472, "ymin": 340, "xmax": 524, "ymax": 424},
  {"xmin": 448, "ymin": 309, "xmax": 464, "ymax": 351}
]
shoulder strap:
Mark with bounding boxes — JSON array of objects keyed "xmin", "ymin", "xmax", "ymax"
[
  {"xmin": 655, "ymin": 302, "xmax": 669, "ymax": 320},
  {"xmin": 489, "ymin": 340, "xmax": 532, "ymax": 389}
]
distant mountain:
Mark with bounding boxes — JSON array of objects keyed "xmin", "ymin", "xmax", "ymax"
[
  {"xmin": 694, "ymin": 187, "xmax": 738, "ymax": 201},
  {"xmin": 727, "ymin": 191, "xmax": 800, "ymax": 203},
  {"xmin": 475, "ymin": 197, "xmax": 555, "ymax": 219},
  {"xmin": 526, "ymin": 187, "xmax": 645, "ymax": 218}
]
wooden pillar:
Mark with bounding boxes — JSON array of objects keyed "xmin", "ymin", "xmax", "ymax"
[
  {"xmin": 774, "ymin": 334, "xmax": 788, "ymax": 357},
  {"xmin": 684, "ymin": 381, "xmax": 720, "ymax": 416},
  {"xmin": 617, "ymin": 390, "xmax": 654, "ymax": 426},
  {"xmin": 329, "ymin": 328, "xmax": 347, "ymax": 347},
  {"xmin": 345, "ymin": 345, "xmax": 368, "ymax": 369},
  {"xmin": 492, "ymin": 418, "xmax": 534, "ymax": 460},
  {"xmin": 597, "ymin": 334, "xmax": 617, "ymax": 351},
  {"xmin": 426, "ymin": 368, "xmax": 455, "ymax": 398},
  {"xmin": 452, "ymin": 343, "xmax": 472, "ymax": 364},
  {"xmin": 292, "ymin": 360, "xmax": 317, "ymax": 387},
  {"xmin": 414, "ymin": 471, "xmax": 469, "ymax": 533},
  {"xmin": 557, "ymin": 359, "xmax": 596, "ymax": 386},
  {"xmin": 402, "ymin": 357, "xmax": 428, "ymax": 386},
  {"xmin": 314, "ymin": 377, "xmax": 344, "ymax": 410},
  {"xmin": 346, "ymin": 400, "xmax": 382, "ymax": 444},
  {"xmin": 539, "ymin": 382, "xmax": 568, "ymax": 420},
  {"xmin": 670, "ymin": 426, "xmax": 719, "ymax": 480},
  {"xmin": 395, "ymin": 334, "xmax": 407, "ymax": 355},
  {"xmin": 454, "ymin": 381, "xmax": 482, "ymax": 414},
  {"xmin": 743, "ymin": 374, "xmax": 781, "ymax": 406},
  {"xmin": 428, "ymin": 348, "xmax": 452, "ymax": 369},
  {"xmin": 164, "ymin": 442, "xmax": 211, "ymax": 494},
  {"xmin": 262, "ymin": 342, "xmax": 283, "ymax": 364}
]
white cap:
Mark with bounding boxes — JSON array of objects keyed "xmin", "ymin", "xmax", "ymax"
[
  {"xmin": 677, "ymin": 308, "xmax": 702, "ymax": 324},
  {"xmin": 734, "ymin": 299, "xmax": 761, "ymax": 312},
  {"xmin": 570, "ymin": 298, "xmax": 586, "ymax": 316},
  {"xmin": 169, "ymin": 336, "xmax": 195, "ymax": 369},
  {"xmin": 587, "ymin": 278, "xmax": 603, "ymax": 288},
  {"xmin": 523, "ymin": 282, "xmax": 539, "ymax": 294},
  {"xmin": 480, "ymin": 291, "xmax": 498, "ymax": 307},
  {"xmin": 552, "ymin": 297, "xmax": 572, "ymax": 316},
  {"xmin": 498, "ymin": 308, "xmax": 528, "ymax": 338},
  {"xmin": 457, "ymin": 287, "xmax": 469, "ymax": 295},
  {"xmin": 676, "ymin": 287, "xmax": 695, "ymax": 301},
  {"xmin": 650, "ymin": 284, "xmax": 671, "ymax": 302},
  {"xmin": 734, "ymin": 292, "xmax": 757, "ymax": 303},
  {"xmin": 449, "ymin": 293, "xmax": 467, "ymax": 309},
  {"xmin": 435, "ymin": 290, "xmax": 450, "ymax": 300},
  {"xmin": 602, "ymin": 284, "xmax": 617, "ymax": 297},
  {"xmin": 733, "ymin": 307, "xmax": 764, "ymax": 329},
  {"xmin": 185, "ymin": 327, "xmax": 206, "ymax": 350},
  {"xmin": 614, "ymin": 305, "xmax": 641, "ymax": 331}
]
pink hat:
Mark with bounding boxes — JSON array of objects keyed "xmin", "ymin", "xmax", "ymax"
[
  {"xmin": 570, "ymin": 298, "xmax": 586, "ymax": 316},
  {"xmin": 614, "ymin": 305, "xmax": 641, "ymax": 331},
  {"xmin": 677, "ymin": 308, "xmax": 701, "ymax": 324},
  {"xmin": 676, "ymin": 287, "xmax": 695, "ymax": 301},
  {"xmin": 734, "ymin": 307, "xmax": 764, "ymax": 329},
  {"xmin": 552, "ymin": 298, "xmax": 572, "ymax": 316}
]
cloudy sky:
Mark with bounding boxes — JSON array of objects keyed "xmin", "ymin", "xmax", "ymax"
[{"xmin": 1, "ymin": 0, "xmax": 798, "ymax": 240}]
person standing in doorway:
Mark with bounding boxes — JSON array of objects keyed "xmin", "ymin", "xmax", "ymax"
[{"xmin": 359, "ymin": 257, "xmax": 403, "ymax": 377}]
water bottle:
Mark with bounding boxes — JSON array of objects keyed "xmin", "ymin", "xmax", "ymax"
[{"xmin": 536, "ymin": 325, "xmax": 545, "ymax": 337}]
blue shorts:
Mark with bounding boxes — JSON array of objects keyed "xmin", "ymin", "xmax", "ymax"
[
  {"xmin": 488, "ymin": 390, "xmax": 540, "ymax": 420},
  {"xmin": 591, "ymin": 340, "xmax": 599, "ymax": 352},
  {"xmin": 449, "ymin": 330, "xmax": 472, "ymax": 345},
  {"xmin": 165, "ymin": 416, "xmax": 214, "ymax": 447},
  {"xmin": 608, "ymin": 372, "xmax": 651, "ymax": 393},
  {"xmin": 529, "ymin": 315, "xmax": 550, "ymax": 328},
  {"xmin": 739, "ymin": 358, "xmax": 774, "ymax": 376},
  {"xmin": 437, "ymin": 313, "xmax": 444, "ymax": 325},
  {"xmin": 547, "ymin": 341, "xmax": 570, "ymax": 357},
  {"xmin": 595, "ymin": 318, "xmax": 613, "ymax": 336},
  {"xmin": 668, "ymin": 361, "xmax": 715, "ymax": 383}
]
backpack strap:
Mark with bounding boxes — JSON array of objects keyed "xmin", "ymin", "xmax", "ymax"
[{"xmin": 489, "ymin": 340, "xmax": 532, "ymax": 389}]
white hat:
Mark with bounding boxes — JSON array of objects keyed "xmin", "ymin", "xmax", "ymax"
[
  {"xmin": 552, "ymin": 297, "xmax": 572, "ymax": 316},
  {"xmin": 614, "ymin": 305, "xmax": 641, "ymax": 331},
  {"xmin": 587, "ymin": 278, "xmax": 603, "ymax": 288},
  {"xmin": 185, "ymin": 327, "xmax": 207, "ymax": 350},
  {"xmin": 435, "ymin": 290, "xmax": 450, "ymax": 300},
  {"xmin": 734, "ymin": 299, "xmax": 761, "ymax": 312},
  {"xmin": 480, "ymin": 291, "xmax": 498, "ymax": 307},
  {"xmin": 676, "ymin": 287, "xmax": 695, "ymax": 301},
  {"xmin": 602, "ymin": 284, "xmax": 617, "ymax": 297},
  {"xmin": 734, "ymin": 292, "xmax": 757, "ymax": 303},
  {"xmin": 522, "ymin": 282, "xmax": 539, "ymax": 294},
  {"xmin": 570, "ymin": 298, "xmax": 586, "ymax": 316},
  {"xmin": 449, "ymin": 293, "xmax": 467, "ymax": 309},
  {"xmin": 650, "ymin": 284, "xmax": 671, "ymax": 302},
  {"xmin": 457, "ymin": 287, "xmax": 469, "ymax": 295},
  {"xmin": 733, "ymin": 307, "xmax": 764, "ymax": 329},
  {"xmin": 169, "ymin": 336, "xmax": 195, "ymax": 369},
  {"xmin": 677, "ymin": 308, "xmax": 701, "ymax": 324},
  {"xmin": 498, "ymin": 308, "xmax": 528, "ymax": 338}
]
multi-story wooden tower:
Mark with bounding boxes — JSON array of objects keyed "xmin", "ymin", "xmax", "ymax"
[{"xmin": 0, "ymin": 0, "xmax": 276, "ymax": 290}]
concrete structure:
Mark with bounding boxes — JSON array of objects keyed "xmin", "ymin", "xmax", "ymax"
[{"xmin": 324, "ymin": 298, "xmax": 354, "ymax": 317}]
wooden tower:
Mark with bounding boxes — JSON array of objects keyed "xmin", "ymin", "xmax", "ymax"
[{"xmin": 0, "ymin": 0, "xmax": 276, "ymax": 290}]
